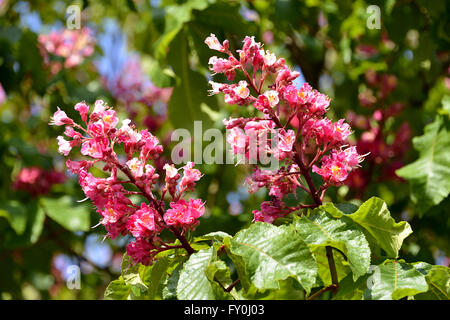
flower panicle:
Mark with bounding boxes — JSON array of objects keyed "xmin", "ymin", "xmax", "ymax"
[
  {"xmin": 50, "ymin": 101, "xmax": 205, "ymax": 265},
  {"xmin": 205, "ymin": 34, "xmax": 365, "ymax": 223}
]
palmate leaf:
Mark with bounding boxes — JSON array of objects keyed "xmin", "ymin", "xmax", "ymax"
[
  {"xmin": 334, "ymin": 262, "xmax": 448, "ymax": 301},
  {"xmin": 238, "ymin": 278, "xmax": 306, "ymax": 300},
  {"xmin": 415, "ymin": 265, "xmax": 450, "ymax": 300},
  {"xmin": 225, "ymin": 222, "xmax": 317, "ymax": 294},
  {"xmin": 141, "ymin": 257, "xmax": 172, "ymax": 300},
  {"xmin": 332, "ymin": 273, "xmax": 368, "ymax": 300},
  {"xmin": 177, "ymin": 246, "xmax": 232, "ymax": 300},
  {"xmin": 162, "ymin": 260, "xmax": 184, "ymax": 300},
  {"xmin": 122, "ymin": 266, "xmax": 149, "ymax": 297},
  {"xmin": 150, "ymin": 254, "xmax": 188, "ymax": 300},
  {"xmin": 365, "ymin": 260, "xmax": 429, "ymax": 300},
  {"xmin": 104, "ymin": 268, "xmax": 143, "ymax": 300},
  {"xmin": 322, "ymin": 197, "xmax": 412, "ymax": 258},
  {"xmin": 293, "ymin": 212, "xmax": 371, "ymax": 281},
  {"xmin": 205, "ymin": 259, "xmax": 235, "ymax": 300},
  {"xmin": 105, "ymin": 254, "xmax": 174, "ymax": 300},
  {"xmin": 333, "ymin": 263, "xmax": 430, "ymax": 301},
  {"xmin": 195, "ymin": 231, "xmax": 232, "ymax": 243},
  {"xmin": 104, "ymin": 277, "xmax": 132, "ymax": 300},
  {"xmin": 396, "ymin": 115, "xmax": 450, "ymax": 214},
  {"xmin": 106, "ymin": 255, "xmax": 148, "ymax": 300}
]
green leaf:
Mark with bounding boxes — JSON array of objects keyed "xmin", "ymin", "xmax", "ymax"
[
  {"xmin": 349, "ymin": 61, "xmax": 387, "ymax": 80},
  {"xmin": 141, "ymin": 257, "xmax": 171, "ymax": 300},
  {"xmin": 120, "ymin": 253, "xmax": 135, "ymax": 276},
  {"xmin": 415, "ymin": 265, "xmax": 450, "ymax": 300},
  {"xmin": 226, "ymin": 222, "xmax": 318, "ymax": 293},
  {"xmin": 294, "ymin": 212, "xmax": 371, "ymax": 281},
  {"xmin": 17, "ymin": 31, "xmax": 47, "ymax": 95},
  {"xmin": 162, "ymin": 260, "xmax": 184, "ymax": 300},
  {"xmin": 104, "ymin": 277, "xmax": 131, "ymax": 300},
  {"xmin": 412, "ymin": 261, "xmax": 434, "ymax": 276},
  {"xmin": 238, "ymin": 278, "xmax": 306, "ymax": 300},
  {"xmin": 177, "ymin": 246, "xmax": 231, "ymax": 300},
  {"xmin": 335, "ymin": 203, "xmax": 359, "ymax": 214},
  {"xmin": 332, "ymin": 273, "xmax": 368, "ymax": 300},
  {"xmin": 424, "ymin": 79, "xmax": 450, "ymax": 113},
  {"xmin": 188, "ymin": 1, "xmax": 251, "ymax": 66},
  {"xmin": 323, "ymin": 198, "xmax": 412, "ymax": 258},
  {"xmin": 205, "ymin": 259, "xmax": 235, "ymax": 300},
  {"xmin": 195, "ymin": 231, "xmax": 231, "ymax": 242},
  {"xmin": 117, "ymin": 253, "xmax": 173, "ymax": 299},
  {"xmin": 29, "ymin": 207, "xmax": 45, "ymax": 244},
  {"xmin": 146, "ymin": 58, "xmax": 176, "ymax": 88},
  {"xmin": 166, "ymin": 30, "xmax": 216, "ymax": 131},
  {"xmin": 396, "ymin": 116, "xmax": 450, "ymax": 214},
  {"xmin": 41, "ymin": 196, "xmax": 91, "ymax": 232},
  {"xmin": 441, "ymin": 95, "xmax": 450, "ymax": 115},
  {"xmin": 0, "ymin": 200, "xmax": 27, "ymax": 235},
  {"xmin": 123, "ymin": 269, "xmax": 148, "ymax": 297},
  {"xmin": 154, "ymin": 0, "xmax": 214, "ymax": 60},
  {"xmin": 364, "ymin": 260, "xmax": 429, "ymax": 300},
  {"xmin": 3, "ymin": 204, "xmax": 45, "ymax": 248}
]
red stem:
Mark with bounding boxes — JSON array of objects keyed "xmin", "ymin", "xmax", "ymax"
[{"xmin": 113, "ymin": 158, "xmax": 195, "ymax": 255}]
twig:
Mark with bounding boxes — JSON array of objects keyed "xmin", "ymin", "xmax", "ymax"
[
  {"xmin": 113, "ymin": 159, "xmax": 196, "ymax": 255},
  {"xmin": 307, "ymin": 284, "xmax": 338, "ymax": 300},
  {"xmin": 225, "ymin": 279, "xmax": 240, "ymax": 292}
]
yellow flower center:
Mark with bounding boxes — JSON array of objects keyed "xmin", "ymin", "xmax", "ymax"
[
  {"xmin": 103, "ymin": 115, "xmax": 112, "ymax": 124},
  {"xmin": 331, "ymin": 165, "xmax": 340, "ymax": 175}
]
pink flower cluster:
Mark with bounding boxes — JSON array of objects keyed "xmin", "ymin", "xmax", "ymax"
[
  {"xmin": 205, "ymin": 34, "xmax": 365, "ymax": 223},
  {"xmin": 50, "ymin": 101, "xmax": 204, "ymax": 265},
  {"xmin": 311, "ymin": 147, "xmax": 361, "ymax": 184},
  {"xmin": 223, "ymin": 118, "xmax": 296, "ymax": 161},
  {"xmin": 38, "ymin": 27, "xmax": 95, "ymax": 74},
  {"xmin": 13, "ymin": 167, "xmax": 66, "ymax": 196}
]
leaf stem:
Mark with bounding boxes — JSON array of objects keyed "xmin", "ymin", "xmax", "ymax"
[
  {"xmin": 325, "ymin": 246, "xmax": 339, "ymax": 290},
  {"xmin": 307, "ymin": 284, "xmax": 338, "ymax": 300},
  {"xmin": 225, "ymin": 279, "xmax": 240, "ymax": 292}
]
